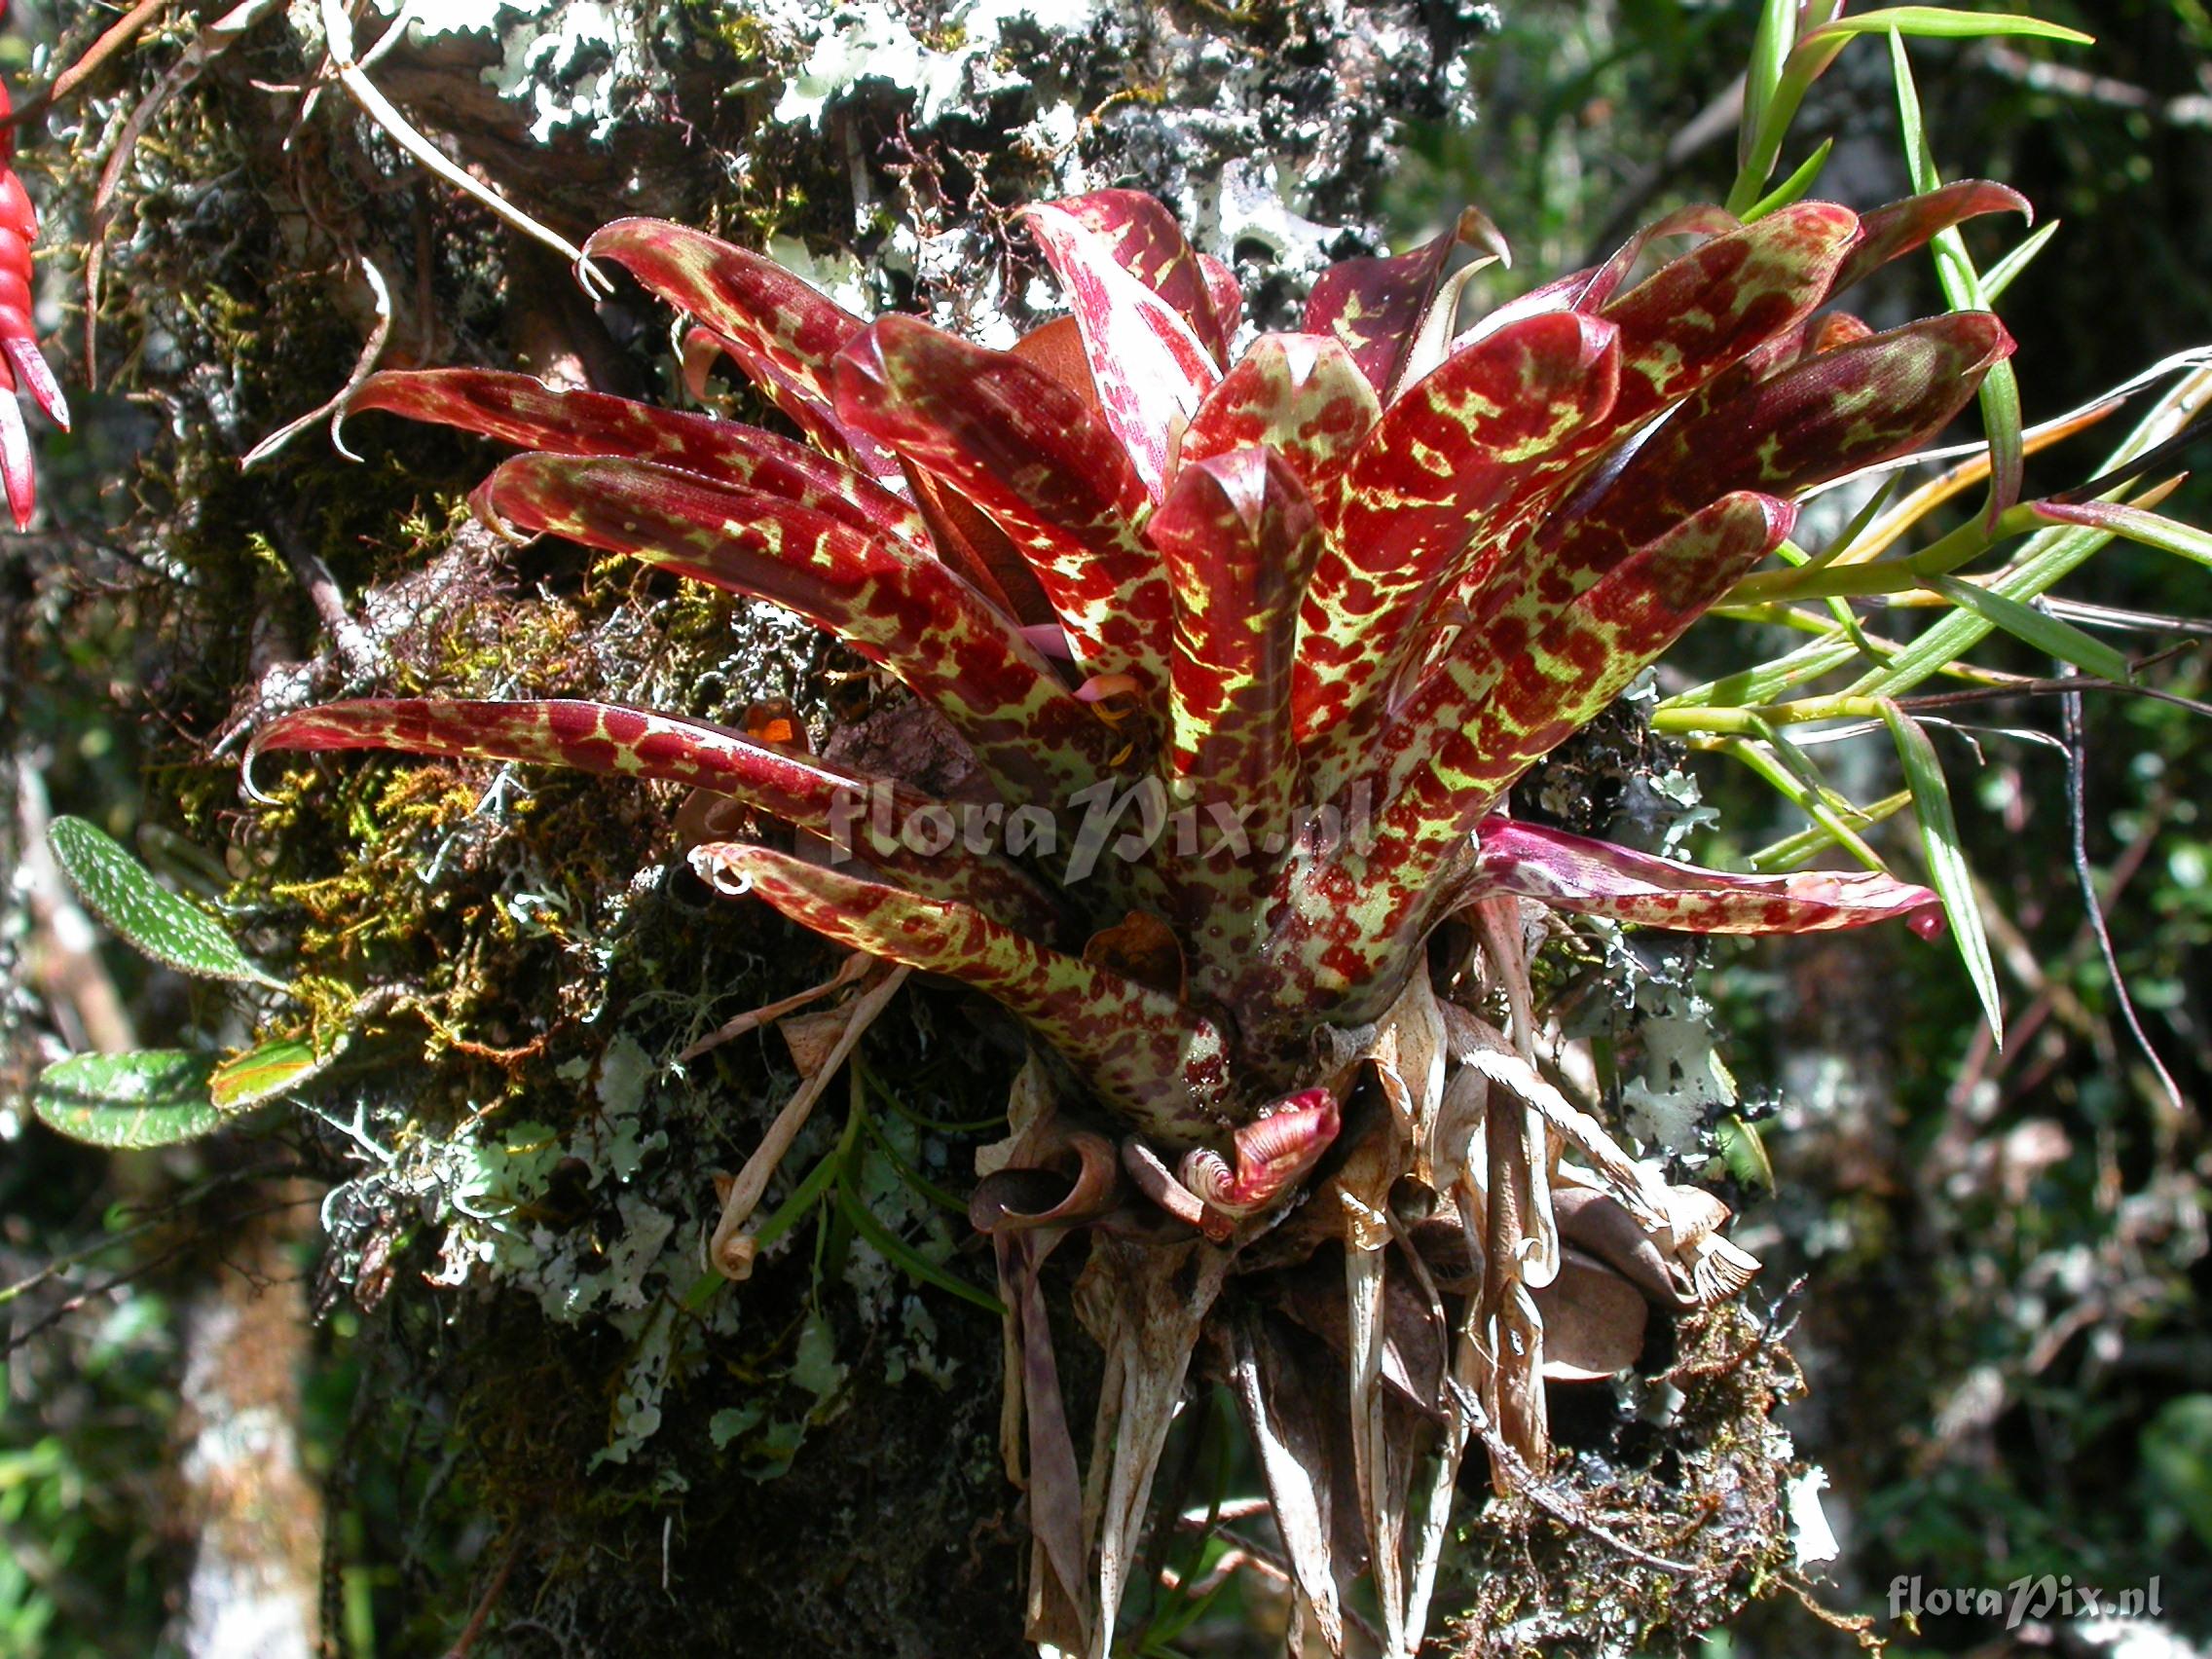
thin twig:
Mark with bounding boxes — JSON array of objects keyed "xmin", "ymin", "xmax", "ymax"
[
  {"xmin": 315, "ymin": 0, "xmax": 608, "ymax": 296},
  {"xmin": 242, "ymin": 256, "xmax": 392, "ymax": 467},
  {"xmin": 2061, "ymin": 675, "xmax": 2186, "ymax": 1115}
]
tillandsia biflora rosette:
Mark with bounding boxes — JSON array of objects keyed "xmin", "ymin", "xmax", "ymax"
[{"xmin": 249, "ymin": 183, "xmax": 2037, "ymax": 1653}]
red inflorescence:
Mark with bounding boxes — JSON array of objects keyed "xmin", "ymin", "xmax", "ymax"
[{"xmin": 0, "ymin": 7, "xmax": 70, "ymax": 532}]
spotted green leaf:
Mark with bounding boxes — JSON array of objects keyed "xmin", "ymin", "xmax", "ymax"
[
  {"xmin": 32, "ymin": 1051, "xmax": 227, "ymax": 1147},
  {"xmin": 49, "ymin": 818, "xmax": 283, "ymax": 990}
]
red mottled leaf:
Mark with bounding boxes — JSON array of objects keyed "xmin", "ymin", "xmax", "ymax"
[
  {"xmin": 699, "ymin": 842, "xmax": 1234, "ymax": 1142},
  {"xmin": 584, "ymin": 218, "xmax": 900, "ymax": 479},
  {"xmin": 351, "ymin": 368, "xmax": 927, "ymax": 547},
  {"xmin": 473, "ymin": 454, "xmax": 1114, "ymax": 804},
  {"xmin": 1302, "ymin": 207, "xmax": 1502, "ymax": 396},
  {"xmin": 5, "ymin": 335, "xmax": 69, "ymax": 429},
  {"xmin": 0, "ymin": 387, "xmax": 31, "ymax": 531},
  {"xmin": 1050, "ymin": 189, "xmax": 1235, "ymax": 362},
  {"xmin": 1148, "ymin": 450, "xmax": 1323, "ymax": 985},
  {"xmin": 1178, "ymin": 332, "xmax": 1380, "ymax": 501},
  {"xmin": 251, "ymin": 698, "xmax": 1061, "ymax": 934},
  {"xmin": 1296, "ymin": 312, "xmax": 1622, "ymax": 772},
  {"xmin": 1540, "ymin": 312, "xmax": 2013, "ymax": 578},
  {"xmin": 1021, "ymin": 202, "xmax": 1218, "ymax": 499},
  {"xmin": 1466, "ymin": 312, "xmax": 2013, "ymax": 661},
  {"xmin": 1829, "ymin": 179, "xmax": 2030, "ymax": 298},
  {"xmin": 1467, "ymin": 816, "xmax": 1942, "ymax": 934},
  {"xmin": 1594, "ymin": 201, "xmax": 1862, "ymax": 433},
  {"xmin": 1198, "ymin": 253, "xmax": 1243, "ymax": 352},
  {"xmin": 1575, "ymin": 203, "xmax": 1740, "ymax": 312},
  {"xmin": 1235, "ymin": 493, "xmax": 1797, "ymax": 1047},
  {"xmin": 833, "ymin": 315, "xmax": 1171, "ymax": 703},
  {"xmin": 1375, "ymin": 492, "xmax": 1798, "ymax": 852}
]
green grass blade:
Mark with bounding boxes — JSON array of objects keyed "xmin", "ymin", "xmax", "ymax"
[
  {"xmin": 1880, "ymin": 701, "xmax": 2003, "ymax": 1043},
  {"xmin": 1742, "ymin": 137, "xmax": 1835, "ymax": 222},
  {"xmin": 1889, "ymin": 29, "xmax": 2022, "ymax": 522},
  {"xmin": 1979, "ymin": 220, "xmax": 2062, "ymax": 305},
  {"xmin": 1925, "ymin": 574, "xmax": 2134, "ymax": 682},
  {"xmin": 1808, "ymin": 8, "xmax": 2093, "ymax": 46},
  {"xmin": 2036, "ymin": 498, "xmax": 2212, "ymax": 570}
]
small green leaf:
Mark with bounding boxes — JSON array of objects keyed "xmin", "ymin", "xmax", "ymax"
[
  {"xmin": 1742, "ymin": 137, "xmax": 1835, "ymax": 222},
  {"xmin": 1925, "ymin": 575, "xmax": 2134, "ymax": 682},
  {"xmin": 1888, "ymin": 30, "xmax": 2022, "ymax": 522},
  {"xmin": 209, "ymin": 1036, "xmax": 343, "ymax": 1110},
  {"xmin": 832, "ymin": 1180, "xmax": 1002, "ymax": 1316},
  {"xmin": 1979, "ymin": 219, "xmax": 2062, "ymax": 304},
  {"xmin": 32, "ymin": 1051, "xmax": 228, "ymax": 1148},
  {"xmin": 1880, "ymin": 702, "xmax": 2003, "ymax": 1044},
  {"xmin": 48, "ymin": 818, "xmax": 285, "ymax": 990},
  {"xmin": 1718, "ymin": 1116, "xmax": 1776, "ymax": 1191}
]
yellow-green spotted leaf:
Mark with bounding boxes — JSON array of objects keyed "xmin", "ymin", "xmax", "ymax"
[
  {"xmin": 31, "ymin": 1051, "xmax": 227, "ymax": 1148},
  {"xmin": 49, "ymin": 818, "xmax": 284, "ymax": 990}
]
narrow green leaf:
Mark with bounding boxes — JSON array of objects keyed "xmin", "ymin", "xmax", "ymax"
[
  {"xmin": 1740, "ymin": 0, "xmax": 1800, "ymax": 173},
  {"xmin": 1979, "ymin": 219, "xmax": 2062, "ymax": 304},
  {"xmin": 48, "ymin": 819, "xmax": 284, "ymax": 990},
  {"xmin": 1807, "ymin": 8, "xmax": 2093, "ymax": 47},
  {"xmin": 2037, "ymin": 498, "xmax": 2212, "ymax": 570},
  {"xmin": 1751, "ymin": 789, "xmax": 1913, "ymax": 873},
  {"xmin": 833, "ymin": 1180, "xmax": 1002, "ymax": 1315},
  {"xmin": 1889, "ymin": 30, "xmax": 2022, "ymax": 522},
  {"xmin": 1720, "ymin": 738, "xmax": 1887, "ymax": 872},
  {"xmin": 209, "ymin": 1037, "xmax": 343, "ymax": 1111},
  {"xmin": 1742, "ymin": 137, "xmax": 1835, "ymax": 222},
  {"xmin": 1852, "ymin": 357, "xmax": 2212, "ymax": 698},
  {"xmin": 1880, "ymin": 702, "xmax": 2003, "ymax": 1043},
  {"xmin": 32, "ymin": 1051, "xmax": 228, "ymax": 1148},
  {"xmin": 1925, "ymin": 575, "xmax": 2134, "ymax": 682}
]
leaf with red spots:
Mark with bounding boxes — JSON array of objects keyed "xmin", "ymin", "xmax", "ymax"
[
  {"xmin": 1467, "ymin": 816, "xmax": 1942, "ymax": 934},
  {"xmin": 250, "ymin": 698, "xmax": 1061, "ymax": 935},
  {"xmin": 1592, "ymin": 201, "xmax": 1862, "ymax": 435},
  {"xmin": 1049, "ymin": 189, "xmax": 1237, "ymax": 362},
  {"xmin": 351, "ymin": 369, "xmax": 927, "ymax": 547},
  {"xmin": 1468, "ymin": 311, "xmax": 2014, "ymax": 655},
  {"xmin": 1021, "ymin": 202, "xmax": 1218, "ymax": 499},
  {"xmin": 584, "ymin": 218, "xmax": 900, "ymax": 480},
  {"xmin": 697, "ymin": 842, "xmax": 1233, "ymax": 1142},
  {"xmin": 471, "ymin": 454, "xmax": 1114, "ymax": 805},
  {"xmin": 833, "ymin": 315, "xmax": 1172, "ymax": 705}
]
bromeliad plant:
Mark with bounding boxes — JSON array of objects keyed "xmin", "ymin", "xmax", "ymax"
[{"xmin": 250, "ymin": 179, "xmax": 2038, "ymax": 1650}]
